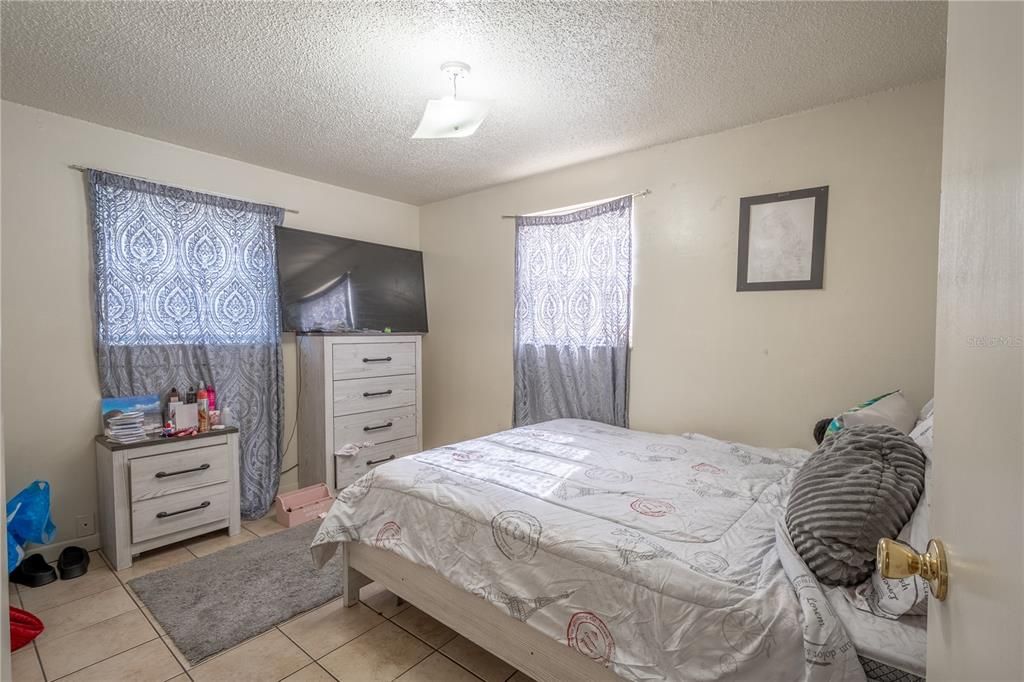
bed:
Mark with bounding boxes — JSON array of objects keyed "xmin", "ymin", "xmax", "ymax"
[{"xmin": 311, "ymin": 418, "xmax": 915, "ymax": 681}]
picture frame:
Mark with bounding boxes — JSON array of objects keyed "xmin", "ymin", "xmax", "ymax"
[{"xmin": 736, "ymin": 185, "xmax": 828, "ymax": 291}]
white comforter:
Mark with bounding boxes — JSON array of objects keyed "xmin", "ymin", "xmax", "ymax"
[{"xmin": 311, "ymin": 419, "xmax": 865, "ymax": 681}]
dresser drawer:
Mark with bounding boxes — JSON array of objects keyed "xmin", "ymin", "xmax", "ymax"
[
  {"xmin": 333, "ymin": 375, "xmax": 415, "ymax": 416},
  {"xmin": 334, "ymin": 437, "xmax": 420, "ymax": 490},
  {"xmin": 332, "ymin": 342, "xmax": 416, "ymax": 380},
  {"xmin": 130, "ymin": 444, "xmax": 230, "ymax": 502},
  {"xmin": 131, "ymin": 483, "xmax": 230, "ymax": 543},
  {"xmin": 333, "ymin": 405, "xmax": 416, "ymax": 450}
]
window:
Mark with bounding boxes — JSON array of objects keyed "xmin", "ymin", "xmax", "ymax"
[
  {"xmin": 90, "ymin": 174, "xmax": 281, "ymax": 346},
  {"xmin": 513, "ymin": 195, "xmax": 633, "ymax": 427}
]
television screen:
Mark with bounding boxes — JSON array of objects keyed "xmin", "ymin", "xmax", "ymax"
[{"xmin": 275, "ymin": 226, "xmax": 428, "ymax": 334}]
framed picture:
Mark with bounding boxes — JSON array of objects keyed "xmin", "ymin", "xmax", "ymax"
[{"xmin": 736, "ymin": 185, "xmax": 828, "ymax": 291}]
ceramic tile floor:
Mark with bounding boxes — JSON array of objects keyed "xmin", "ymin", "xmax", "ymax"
[{"xmin": 9, "ymin": 517, "xmax": 536, "ymax": 682}]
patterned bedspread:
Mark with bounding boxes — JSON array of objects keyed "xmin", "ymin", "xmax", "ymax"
[{"xmin": 311, "ymin": 419, "xmax": 866, "ymax": 681}]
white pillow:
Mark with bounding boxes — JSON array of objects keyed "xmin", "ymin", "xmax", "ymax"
[
  {"xmin": 909, "ymin": 411, "xmax": 934, "ymax": 460},
  {"xmin": 917, "ymin": 398, "xmax": 934, "ymax": 423},
  {"xmin": 840, "ymin": 390, "xmax": 917, "ymax": 435}
]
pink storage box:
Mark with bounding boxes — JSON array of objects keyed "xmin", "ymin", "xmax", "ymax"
[{"xmin": 274, "ymin": 484, "xmax": 333, "ymax": 527}]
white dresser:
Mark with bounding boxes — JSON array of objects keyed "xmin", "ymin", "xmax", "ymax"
[
  {"xmin": 95, "ymin": 428, "xmax": 241, "ymax": 570},
  {"xmin": 297, "ymin": 334, "xmax": 423, "ymax": 492}
]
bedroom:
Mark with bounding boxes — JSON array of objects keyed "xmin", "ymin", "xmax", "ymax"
[{"xmin": 0, "ymin": 1, "xmax": 1020, "ymax": 681}]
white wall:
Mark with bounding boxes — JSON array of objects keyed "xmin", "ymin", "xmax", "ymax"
[
  {"xmin": 419, "ymin": 80, "xmax": 944, "ymax": 450},
  {"xmin": 0, "ymin": 101, "xmax": 419, "ymax": 547}
]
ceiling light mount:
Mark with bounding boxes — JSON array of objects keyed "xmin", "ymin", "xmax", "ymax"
[
  {"xmin": 440, "ymin": 61, "xmax": 471, "ymax": 81},
  {"xmin": 412, "ymin": 60, "xmax": 491, "ymax": 139}
]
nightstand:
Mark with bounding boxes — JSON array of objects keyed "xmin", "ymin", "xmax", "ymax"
[{"xmin": 95, "ymin": 428, "xmax": 241, "ymax": 570}]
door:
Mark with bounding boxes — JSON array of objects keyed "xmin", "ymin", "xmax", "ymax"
[{"xmin": 929, "ymin": 2, "xmax": 1023, "ymax": 680}]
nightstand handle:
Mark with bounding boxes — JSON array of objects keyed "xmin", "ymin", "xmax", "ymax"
[
  {"xmin": 363, "ymin": 422, "xmax": 393, "ymax": 432},
  {"xmin": 362, "ymin": 356, "xmax": 392, "ymax": 363},
  {"xmin": 367, "ymin": 455, "xmax": 397, "ymax": 466},
  {"xmin": 363, "ymin": 389, "xmax": 393, "ymax": 398},
  {"xmin": 155, "ymin": 463, "xmax": 211, "ymax": 479},
  {"xmin": 156, "ymin": 500, "xmax": 211, "ymax": 518}
]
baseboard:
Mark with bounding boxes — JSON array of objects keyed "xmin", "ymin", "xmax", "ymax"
[{"xmin": 25, "ymin": 533, "xmax": 101, "ymax": 563}]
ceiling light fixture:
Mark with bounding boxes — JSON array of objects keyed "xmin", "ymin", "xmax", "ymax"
[{"xmin": 411, "ymin": 61, "xmax": 490, "ymax": 139}]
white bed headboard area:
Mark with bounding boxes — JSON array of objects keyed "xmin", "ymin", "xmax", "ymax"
[{"xmin": 419, "ymin": 80, "xmax": 944, "ymax": 451}]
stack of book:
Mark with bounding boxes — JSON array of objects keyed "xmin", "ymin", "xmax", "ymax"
[{"xmin": 106, "ymin": 411, "xmax": 148, "ymax": 444}]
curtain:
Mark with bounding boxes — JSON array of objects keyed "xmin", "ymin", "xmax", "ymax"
[
  {"xmin": 88, "ymin": 170, "xmax": 285, "ymax": 519},
  {"xmin": 514, "ymin": 196, "xmax": 632, "ymax": 427}
]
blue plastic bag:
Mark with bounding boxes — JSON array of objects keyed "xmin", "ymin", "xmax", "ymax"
[{"xmin": 7, "ymin": 481, "xmax": 56, "ymax": 573}]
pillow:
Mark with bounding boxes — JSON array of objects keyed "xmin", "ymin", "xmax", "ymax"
[
  {"xmin": 866, "ymin": 423, "xmax": 933, "ymax": 617},
  {"xmin": 786, "ymin": 424, "xmax": 927, "ymax": 586},
  {"xmin": 917, "ymin": 398, "xmax": 934, "ymax": 423},
  {"xmin": 908, "ymin": 411, "xmax": 934, "ymax": 460},
  {"xmin": 828, "ymin": 390, "xmax": 917, "ymax": 435},
  {"xmin": 847, "ymin": 410, "xmax": 935, "ymax": 618}
]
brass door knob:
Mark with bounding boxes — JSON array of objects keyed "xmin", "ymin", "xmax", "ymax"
[{"xmin": 876, "ymin": 537, "xmax": 948, "ymax": 601}]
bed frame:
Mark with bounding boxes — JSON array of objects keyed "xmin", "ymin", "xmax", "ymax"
[{"xmin": 342, "ymin": 542, "xmax": 620, "ymax": 682}]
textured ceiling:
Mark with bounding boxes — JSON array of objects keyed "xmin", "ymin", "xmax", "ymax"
[{"xmin": 1, "ymin": 1, "xmax": 946, "ymax": 205}]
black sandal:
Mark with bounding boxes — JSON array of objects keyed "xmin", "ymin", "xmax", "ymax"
[
  {"xmin": 10, "ymin": 554, "xmax": 57, "ymax": 588},
  {"xmin": 57, "ymin": 546, "xmax": 90, "ymax": 580}
]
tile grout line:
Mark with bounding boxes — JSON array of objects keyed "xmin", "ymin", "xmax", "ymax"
[
  {"xmin": 272, "ymin": 626, "xmax": 337, "ymax": 681},
  {"xmin": 312, "ymin": 661, "xmax": 339, "ymax": 682},
  {"xmin": 388, "ymin": 612, "xmax": 457, "ymax": 651},
  {"xmin": 48, "ymin": 636, "xmax": 178, "ymax": 682},
  {"xmin": 433, "ymin": 648, "xmax": 489, "ymax": 682},
  {"xmin": 299, "ymin": 616, "xmax": 390, "ymax": 665},
  {"xmin": 30, "ymin": 581, "xmax": 132, "ymax": 621},
  {"xmin": 31, "ymin": 641, "xmax": 47, "ymax": 682},
  {"xmin": 34, "ymin": 601, "xmax": 152, "ymax": 650},
  {"xmin": 52, "ymin": 621, "xmax": 160, "ymax": 680},
  {"xmin": 154, "ymin": 633, "xmax": 190, "ymax": 680},
  {"xmin": 385, "ymin": 615, "xmax": 454, "ymax": 682},
  {"xmin": 386, "ymin": 647, "xmax": 436, "ymax": 682}
]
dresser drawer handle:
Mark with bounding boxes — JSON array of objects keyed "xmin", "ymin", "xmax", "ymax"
[
  {"xmin": 156, "ymin": 500, "xmax": 211, "ymax": 519},
  {"xmin": 362, "ymin": 356, "xmax": 392, "ymax": 363},
  {"xmin": 366, "ymin": 455, "xmax": 397, "ymax": 466},
  {"xmin": 363, "ymin": 389, "xmax": 393, "ymax": 398},
  {"xmin": 155, "ymin": 463, "xmax": 211, "ymax": 479},
  {"xmin": 363, "ymin": 422, "xmax": 393, "ymax": 432}
]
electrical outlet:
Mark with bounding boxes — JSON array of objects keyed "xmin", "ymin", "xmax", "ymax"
[{"xmin": 76, "ymin": 514, "xmax": 95, "ymax": 538}]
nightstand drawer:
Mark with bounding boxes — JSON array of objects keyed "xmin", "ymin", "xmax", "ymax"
[
  {"xmin": 333, "ymin": 405, "xmax": 416, "ymax": 449},
  {"xmin": 131, "ymin": 483, "xmax": 230, "ymax": 543},
  {"xmin": 130, "ymin": 444, "xmax": 230, "ymax": 502},
  {"xmin": 332, "ymin": 342, "xmax": 416, "ymax": 380},
  {"xmin": 334, "ymin": 437, "xmax": 419, "ymax": 490}
]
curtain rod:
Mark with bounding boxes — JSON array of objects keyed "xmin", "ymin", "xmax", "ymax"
[
  {"xmin": 69, "ymin": 164, "xmax": 299, "ymax": 215},
  {"xmin": 500, "ymin": 189, "xmax": 651, "ymax": 220}
]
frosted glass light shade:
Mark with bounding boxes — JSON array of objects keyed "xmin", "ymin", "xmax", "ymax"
[{"xmin": 411, "ymin": 98, "xmax": 490, "ymax": 139}]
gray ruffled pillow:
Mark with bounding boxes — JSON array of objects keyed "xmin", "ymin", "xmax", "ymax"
[{"xmin": 786, "ymin": 424, "xmax": 926, "ymax": 586}]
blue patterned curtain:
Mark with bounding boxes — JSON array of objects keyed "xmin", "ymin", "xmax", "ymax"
[
  {"xmin": 514, "ymin": 196, "xmax": 632, "ymax": 427},
  {"xmin": 88, "ymin": 170, "xmax": 284, "ymax": 518}
]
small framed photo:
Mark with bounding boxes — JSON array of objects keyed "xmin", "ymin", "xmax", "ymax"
[{"xmin": 736, "ymin": 186, "xmax": 828, "ymax": 291}]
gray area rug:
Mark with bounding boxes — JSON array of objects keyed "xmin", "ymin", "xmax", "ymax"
[{"xmin": 129, "ymin": 522, "xmax": 342, "ymax": 665}]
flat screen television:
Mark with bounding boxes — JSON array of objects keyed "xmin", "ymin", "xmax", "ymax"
[{"xmin": 275, "ymin": 226, "xmax": 428, "ymax": 334}]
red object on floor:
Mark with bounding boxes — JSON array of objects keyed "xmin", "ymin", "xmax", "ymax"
[{"xmin": 10, "ymin": 606, "xmax": 44, "ymax": 651}]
